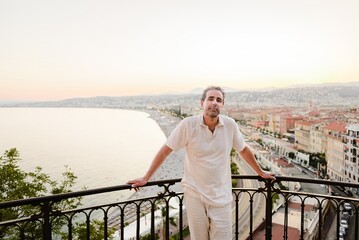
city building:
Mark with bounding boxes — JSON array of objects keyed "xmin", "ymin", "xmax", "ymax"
[
  {"xmin": 294, "ymin": 120, "xmax": 321, "ymax": 152},
  {"xmin": 279, "ymin": 114, "xmax": 303, "ymax": 135},
  {"xmin": 309, "ymin": 125, "xmax": 323, "ymax": 154},
  {"xmin": 344, "ymin": 124, "xmax": 359, "ymax": 191},
  {"xmin": 325, "ymin": 122, "xmax": 347, "ymax": 181}
]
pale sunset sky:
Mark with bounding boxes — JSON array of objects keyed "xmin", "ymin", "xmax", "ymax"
[{"xmin": 1, "ymin": 0, "xmax": 359, "ymax": 101}]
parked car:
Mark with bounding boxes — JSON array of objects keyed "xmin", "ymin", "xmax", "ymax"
[
  {"xmin": 340, "ymin": 219, "xmax": 349, "ymax": 229},
  {"xmin": 339, "ymin": 226, "xmax": 346, "ymax": 236},
  {"xmin": 336, "ymin": 185, "xmax": 346, "ymax": 192},
  {"xmin": 343, "ymin": 202, "xmax": 352, "ymax": 212},
  {"xmin": 330, "ymin": 191, "xmax": 339, "ymax": 196},
  {"xmin": 342, "ymin": 211, "xmax": 350, "ymax": 221},
  {"xmin": 344, "ymin": 189, "xmax": 354, "ymax": 197}
]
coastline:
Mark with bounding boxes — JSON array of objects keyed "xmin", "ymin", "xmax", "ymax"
[{"xmin": 128, "ymin": 109, "xmax": 185, "ymax": 199}]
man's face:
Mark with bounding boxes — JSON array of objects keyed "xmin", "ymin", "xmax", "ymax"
[{"xmin": 201, "ymin": 89, "xmax": 224, "ymax": 118}]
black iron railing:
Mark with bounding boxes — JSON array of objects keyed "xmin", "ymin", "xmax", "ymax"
[{"xmin": 1, "ymin": 176, "xmax": 359, "ymax": 240}]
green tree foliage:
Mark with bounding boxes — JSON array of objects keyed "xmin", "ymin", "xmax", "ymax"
[
  {"xmin": 140, "ymin": 233, "xmax": 160, "ymax": 240},
  {"xmin": 0, "ymin": 148, "xmax": 82, "ymax": 239},
  {"xmin": 230, "ymin": 148, "xmax": 236, "ymax": 158},
  {"xmin": 309, "ymin": 152, "xmax": 326, "ymax": 169},
  {"xmin": 231, "ymin": 162, "xmax": 239, "ymax": 174},
  {"xmin": 230, "ymin": 148, "xmax": 240, "ymax": 187},
  {"xmin": 288, "ymin": 152, "xmax": 296, "ymax": 159},
  {"xmin": 0, "ymin": 148, "xmax": 114, "ymax": 239},
  {"xmin": 170, "ymin": 226, "xmax": 190, "ymax": 240},
  {"xmin": 272, "ymin": 192, "xmax": 280, "ymax": 207}
]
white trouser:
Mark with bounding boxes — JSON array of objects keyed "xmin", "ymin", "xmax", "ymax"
[{"xmin": 184, "ymin": 191, "xmax": 232, "ymax": 240}]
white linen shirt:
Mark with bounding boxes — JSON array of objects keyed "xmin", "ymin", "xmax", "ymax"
[{"xmin": 165, "ymin": 114, "xmax": 246, "ymax": 206}]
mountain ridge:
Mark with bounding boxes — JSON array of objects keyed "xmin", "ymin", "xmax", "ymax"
[{"xmin": 1, "ymin": 81, "xmax": 359, "ymax": 108}]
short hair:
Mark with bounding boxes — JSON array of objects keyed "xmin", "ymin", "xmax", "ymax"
[{"xmin": 201, "ymin": 86, "xmax": 225, "ymax": 101}]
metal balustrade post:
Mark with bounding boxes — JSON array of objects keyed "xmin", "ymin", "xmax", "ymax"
[
  {"xmin": 317, "ymin": 204, "xmax": 323, "ymax": 239},
  {"xmin": 68, "ymin": 221, "xmax": 73, "ymax": 240},
  {"xmin": 265, "ymin": 179, "xmax": 273, "ymax": 240},
  {"xmin": 355, "ymin": 206, "xmax": 358, "ymax": 240},
  {"xmin": 179, "ymin": 197, "xmax": 183, "ymax": 240},
  {"xmin": 151, "ymin": 202, "xmax": 156, "ymax": 239},
  {"xmin": 165, "ymin": 199, "xmax": 170, "ymax": 240},
  {"xmin": 249, "ymin": 197, "xmax": 254, "ymax": 240},
  {"xmin": 235, "ymin": 193, "xmax": 239, "ymax": 240},
  {"xmin": 42, "ymin": 201, "xmax": 52, "ymax": 240},
  {"xmin": 104, "ymin": 214, "xmax": 108, "ymax": 240},
  {"xmin": 136, "ymin": 205, "xmax": 140, "ymax": 239},
  {"xmin": 284, "ymin": 197, "xmax": 289, "ymax": 240},
  {"xmin": 300, "ymin": 202, "xmax": 305, "ymax": 240},
  {"xmin": 86, "ymin": 217, "xmax": 91, "ymax": 240}
]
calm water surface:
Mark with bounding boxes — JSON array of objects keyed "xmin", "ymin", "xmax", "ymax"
[{"xmin": 0, "ymin": 107, "xmax": 166, "ymax": 203}]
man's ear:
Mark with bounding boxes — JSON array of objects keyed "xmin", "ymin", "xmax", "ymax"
[{"xmin": 200, "ymin": 100, "xmax": 204, "ymax": 107}]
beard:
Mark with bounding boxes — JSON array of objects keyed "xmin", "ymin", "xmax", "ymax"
[{"xmin": 205, "ymin": 107, "xmax": 220, "ymax": 118}]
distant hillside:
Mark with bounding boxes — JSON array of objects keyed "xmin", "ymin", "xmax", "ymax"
[
  {"xmin": 287, "ymin": 81, "xmax": 359, "ymax": 89},
  {"xmin": 1, "ymin": 83, "xmax": 359, "ymax": 108}
]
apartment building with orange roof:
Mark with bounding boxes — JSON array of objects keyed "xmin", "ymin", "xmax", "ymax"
[
  {"xmin": 322, "ymin": 121, "xmax": 346, "ymax": 154},
  {"xmin": 325, "ymin": 122, "xmax": 347, "ymax": 181},
  {"xmin": 280, "ymin": 114, "xmax": 303, "ymax": 135},
  {"xmin": 231, "ymin": 108, "xmax": 269, "ymax": 128},
  {"xmin": 267, "ymin": 109, "xmax": 291, "ymax": 134}
]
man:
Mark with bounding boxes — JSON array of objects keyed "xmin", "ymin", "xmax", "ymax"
[{"xmin": 128, "ymin": 86, "xmax": 275, "ymax": 239}]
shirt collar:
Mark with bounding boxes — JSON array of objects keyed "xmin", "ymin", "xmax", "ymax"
[{"xmin": 200, "ymin": 115, "xmax": 224, "ymax": 127}]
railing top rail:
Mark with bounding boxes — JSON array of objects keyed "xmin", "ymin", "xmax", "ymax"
[
  {"xmin": 0, "ymin": 178, "xmax": 182, "ymax": 209},
  {"xmin": 231, "ymin": 174, "xmax": 359, "ymax": 188},
  {"xmin": 272, "ymin": 175, "xmax": 359, "ymax": 188},
  {"xmin": 1, "ymin": 175, "xmax": 358, "ymax": 209}
]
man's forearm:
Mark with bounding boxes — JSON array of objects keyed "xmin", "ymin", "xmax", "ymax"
[
  {"xmin": 239, "ymin": 146, "xmax": 265, "ymax": 176},
  {"xmin": 144, "ymin": 144, "xmax": 173, "ymax": 181}
]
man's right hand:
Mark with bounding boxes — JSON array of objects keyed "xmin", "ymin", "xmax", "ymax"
[
  {"xmin": 127, "ymin": 177, "xmax": 148, "ymax": 191},
  {"xmin": 127, "ymin": 145, "xmax": 172, "ymax": 191}
]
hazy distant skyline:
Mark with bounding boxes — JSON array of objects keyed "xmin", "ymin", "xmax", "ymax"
[{"xmin": 1, "ymin": 0, "xmax": 359, "ymax": 101}]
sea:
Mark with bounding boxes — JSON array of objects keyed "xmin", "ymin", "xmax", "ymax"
[{"xmin": 0, "ymin": 107, "xmax": 167, "ymax": 204}]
